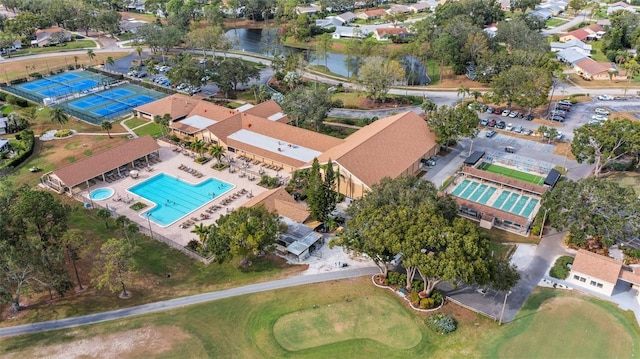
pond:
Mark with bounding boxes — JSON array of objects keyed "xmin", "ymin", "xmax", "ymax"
[{"xmin": 225, "ymin": 28, "xmax": 431, "ymax": 84}]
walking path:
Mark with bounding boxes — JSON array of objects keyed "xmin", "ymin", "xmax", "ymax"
[{"xmin": 0, "ymin": 267, "xmax": 378, "ymax": 338}]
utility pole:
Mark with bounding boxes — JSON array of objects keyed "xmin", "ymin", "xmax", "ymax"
[
  {"xmin": 539, "ymin": 208, "xmax": 549, "ymax": 239},
  {"xmin": 499, "ymin": 290, "xmax": 512, "ymax": 325}
]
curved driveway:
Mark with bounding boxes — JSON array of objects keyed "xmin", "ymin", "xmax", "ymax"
[{"xmin": 0, "ymin": 267, "xmax": 378, "ymax": 338}]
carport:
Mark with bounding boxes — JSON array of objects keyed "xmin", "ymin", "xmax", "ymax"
[
  {"xmin": 544, "ymin": 168, "xmax": 561, "ymax": 188},
  {"xmin": 464, "ymin": 151, "xmax": 485, "ymax": 166}
]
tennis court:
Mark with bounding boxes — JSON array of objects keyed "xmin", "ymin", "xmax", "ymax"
[
  {"xmin": 478, "ymin": 162, "xmax": 545, "ymax": 185},
  {"xmin": 64, "ymin": 83, "xmax": 165, "ymax": 124},
  {"xmin": 13, "ymin": 71, "xmax": 112, "ymax": 102}
]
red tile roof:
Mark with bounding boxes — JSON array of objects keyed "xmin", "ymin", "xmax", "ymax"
[{"xmin": 242, "ymin": 187, "xmax": 309, "ymax": 223}]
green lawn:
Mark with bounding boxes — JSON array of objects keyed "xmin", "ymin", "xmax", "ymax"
[
  {"xmin": 546, "ymin": 18, "xmax": 568, "ymax": 27},
  {"xmin": 12, "ymin": 40, "xmax": 97, "ymax": 57},
  {"xmin": 1, "ymin": 105, "xmax": 13, "ymax": 115},
  {"xmin": 2, "ymin": 283, "xmax": 638, "ymax": 358},
  {"xmin": 479, "ymin": 162, "xmax": 546, "ymax": 185},
  {"xmin": 486, "ymin": 289, "xmax": 639, "ymax": 358},
  {"xmin": 123, "ymin": 117, "xmax": 149, "ymax": 129},
  {"xmin": 133, "ymin": 122, "xmax": 163, "ymax": 138}
]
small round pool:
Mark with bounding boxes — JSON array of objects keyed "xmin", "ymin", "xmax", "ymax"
[{"xmin": 90, "ymin": 188, "xmax": 115, "ymax": 201}]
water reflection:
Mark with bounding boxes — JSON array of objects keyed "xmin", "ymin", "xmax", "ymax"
[{"xmin": 225, "ymin": 28, "xmax": 430, "ymax": 84}]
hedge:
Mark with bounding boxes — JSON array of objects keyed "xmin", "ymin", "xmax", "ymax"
[
  {"xmin": 549, "ymin": 255, "xmax": 574, "ymax": 280},
  {"xmin": 5, "ymin": 130, "xmax": 35, "ymax": 168}
]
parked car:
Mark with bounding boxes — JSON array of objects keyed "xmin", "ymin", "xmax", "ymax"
[
  {"xmin": 486, "ymin": 106, "xmax": 495, "ymax": 113},
  {"xmin": 496, "ymin": 120, "xmax": 506, "ymax": 129},
  {"xmin": 522, "ymin": 129, "xmax": 532, "ymax": 136},
  {"xmin": 592, "ymin": 115, "xmax": 608, "ymax": 121},
  {"xmin": 549, "ymin": 116, "xmax": 565, "ymax": 122},
  {"xmin": 514, "ymin": 125, "xmax": 523, "ymax": 133},
  {"xmin": 508, "ymin": 111, "xmax": 519, "ymax": 118},
  {"xmin": 594, "ymin": 108, "xmax": 610, "ymax": 115},
  {"xmin": 488, "ymin": 118, "xmax": 497, "ymax": 127},
  {"xmin": 501, "ymin": 109, "xmax": 511, "ymax": 116},
  {"xmin": 556, "ymin": 105, "xmax": 571, "ymax": 112},
  {"xmin": 558, "ymin": 99, "xmax": 573, "ymax": 106},
  {"xmin": 597, "ymin": 95, "xmax": 614, "ymax": 101},
  {"xmin": 506, "ymin": 123, "xmax": 514, "ymax": 131},
  {"xmin": 493, "ymin": 108, "xmax": 502, "ymax": 114},
  {"xmin": 486, "ymin": 130, "xmax": 497, "ymax": 137},
  {"xmin": 523, "ymin": 114, "xmax": 534, "ymax": 121},
  {"xmin": 550, "ymin": 110, "xmax": 567, "ymax": 118},
  {"xmin": 480, "ymin": 118, "xmax": 489, "ymax": 126}
]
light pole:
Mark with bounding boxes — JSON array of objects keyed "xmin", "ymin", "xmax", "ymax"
[
  {"xmin": 146, "ymin": 212, "xmax": 154, "ymax": 239},
  {"xmin": 499, "ymin": 290, "xmax": 512, "ymax": 325}
]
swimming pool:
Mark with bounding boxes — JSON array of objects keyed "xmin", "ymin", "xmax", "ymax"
[
  {"xmin": 90, "ymin": 188, "xmax": 115, "ymax": 201},
  {"xmin": 128, "ymin": 173, "xmax": 234, "ymax": 227}
]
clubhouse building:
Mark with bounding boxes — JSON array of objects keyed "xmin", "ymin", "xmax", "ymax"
[{"xmin": 133, "ymin": 94, "xmax": 439, "ymax": 199}]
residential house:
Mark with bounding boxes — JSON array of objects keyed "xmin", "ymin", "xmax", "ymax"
[
  {"xmin": 373, "ymin": 27, "xmax": 409, "ymax": 41},
  {"xmin": 529, "ymin": 8, "xmax": 553, "ymax": 20},
  {"xmin": 483, "ymin": 23, "xmax": 498, "ymax": 38},
  {"xmin": 568, "ymin": 250, "xmax": 640, "ymax": 297},
  {"xmin": 295, "ymin": 5, "xmax": 322, "ymax": 15},
  {"xmin": 388, "ymin": 4, "xmax": 411, "ymax": 14},
  {"xmin": 119, "ymin": 18, "xmax": 148, "ymax": 34},
  {"xmin": 0, "ymin": 138, "xmax": 9, "ymax": 152},
  {"xmin": 316, "ymin": 17, "xmax": 343, "ymax": 29},
  {"xmin": 0, "ymin": 39, "xmax": 21, "ymax": 55},
  {"xmin": 417, "ymin": 0, "xmax": 439, "ymax": 11},
  {"xmin": 408, "ymin": 3, "xmax": 430, "ymax": 12},
  {"xmin": 574, "ymin": 58, "xmax": 627, "ymax": 80},
  {"xmin": 356, "ymin": 9, "xmax": 387, "ymax": 20},
  {"xmin": 126, "ymin": 0, "xmax": 145, "ymax": 12},
  {"xmin": 556, "ymin": 48, "xmax": 590, "ymax": 65},
  {"xmin": 331, "ymin": 25, "xmax": 372, "ymax": 39},
  {"xmin": 607, "ymin": 1, "xmax": 636, "ymax": 15},
  {"xmin": 0, "ymin": 115, "xmax": 7, "ymax": 135},
  {"xmin": 550, "ymin": 39, "xmax": 592, "ymax": 56},
  {"xmin": 134, "ymin": 93, "xmax": 201, "ymax": 121},
  {"xmin": 336, "ymin": 11, "xmax": 357, "ymax": 23},
  {"xmin": 30, "ymin": 27, "xmax": 71, "ymax": 47},
  {"xmin": 539, "ymin": 4, "xmax": 564, "ymax": 15},
  {"xmin": 277, "ymin": 220, "xmax": 323, "ymax": 262}
]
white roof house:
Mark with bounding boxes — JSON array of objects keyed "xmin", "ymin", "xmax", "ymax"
[
  {"xmin": 607, "ymin": 1, "xmax": 636, "ymax": 15},
  {"xmin": 336, "ymin": 11, "xmax": 357, "ymax": 23},
  {"xmin": 556, "ymin": 48, "xmax": 589, "ymax": 66},
  {"xmin": 0, "ymin": 138, "xmax": 10, "ymax": 152},
  {"xmin": 550, "ymin": 39, "xmax": 592, "ymax": 56},
  {"xmin": 316, "ymin": 18, "xmax": 344, "ymax": 29}
]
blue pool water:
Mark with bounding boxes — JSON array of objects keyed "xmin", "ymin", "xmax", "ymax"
[
  {"xmin": 128, "ymin": 173, "xmax": 234, "ymax": 227},
  {"xmin": 90, "ymin": 187, "xmax": 114, "ymax": 200}
]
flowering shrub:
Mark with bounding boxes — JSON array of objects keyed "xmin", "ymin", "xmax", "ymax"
[{"xmin": 428, "ymin": 314, "xmax": 457, "ymax": 334}]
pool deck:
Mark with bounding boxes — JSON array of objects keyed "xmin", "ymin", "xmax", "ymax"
[{"xmin": 82, "ymin": 140, "xmax": 284, "ymax": 247}]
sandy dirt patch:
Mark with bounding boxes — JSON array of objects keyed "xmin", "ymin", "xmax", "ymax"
[{"xmin": 3, "ymin": 325, "xmax": 192, "ymax": 359}]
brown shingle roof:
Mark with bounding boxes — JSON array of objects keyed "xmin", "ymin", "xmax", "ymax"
[
  {"xmin": 316, "ymin": 111, "xmax": 437, "ymax": 188},
  {"xmin": 187, "ymin": 101, "xmax": 238, "ymax": 120},
  {"xmin": 209, "ymin": 113, "xmax": 343, "ymax": 168},
  {"xmin": 575, "ymin": 58, "xmax": 612, "ymax": 76},
  {"xmin": 585, "ymin": 23, "xmax": 605, "ymax": 33},
  {"xmin": 360, "ymin": 9, "xmax": 387, "ymax": 17},
  {"xmin": 242, "ymin": 188, "xmax": 310, "ymax": 223},
  {"xmin": 565, "ymin": 29, "xmax": 590, "ymax": 41},
  {"xmin": 462, "ymin": 167, "xmax": 548, "ymax": 195},
  {"xmin": 572, "ymin": 250, "xmax": 622, "ymax": 284},
  {"xmin": 52, "ymin": 136, "xmax": 160, "ymax": 188},
  {"xmin": 134, "ymin": 94, "xmax": 198, "ymax": 120},
  {"xmin": 375, "ymin": 28, "xmax": 409, "ymax": 36},
  {"xmin": 619, "ymin": 268, "xmax": 640, "ymax": 285},
  {"xmin": 242, "ymin": 100, "xmax": 285, "ymax": 119}
]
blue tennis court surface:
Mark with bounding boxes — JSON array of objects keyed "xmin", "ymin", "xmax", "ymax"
[
  {"xmin": 14, "ymin": 71, "xmax": 110, "ymax": 101},
  {"xmin": 64, "ymin": 83, "xmax": 165, "ymax": 124}
]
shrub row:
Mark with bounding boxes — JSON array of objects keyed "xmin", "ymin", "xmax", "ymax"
[{"xmin": 5, "ymin": 130, "xmax": 35, "ymax": 168}]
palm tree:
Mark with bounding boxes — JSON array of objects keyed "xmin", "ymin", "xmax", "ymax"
[
  {"xmin": 50, "ymin": 107, "xmax": 69, "ymax": 129},
  {"xmin": 471, "ymin": 90, "xmax": 482, "ymax": 102},
  {"xmin": 457, "ymin": 85, "xmax": 470, "ymax": 99},
  {"xmin": 623, "ymin": 59, "xmax": 640, "ymax": 89},
  {"xmin": 73, "ymin": 55, "xmax": 79, "ymax": 69},
  {"xmin": 191, "ymin": 223, "xmax": 210, "ymax": 244},
  {"xmin": 105, "ymin": 56, "xmax": 115, "ymax": 71},
  {"xmin": 208, "ymin": 144, "xmax": 225, "ymax": 164},
  {"xmin": 86, "ymin": 49, "xmax": 95, "ymax": 66},
  {"xmin": 136, "ymin": 46, "xmax": 143, "ymax": 63},
  {"xmin": 190, "ymin": 138, "xmax": 205, "ymax": 158},
  {"xmin": 101, "ymin": 120, "xmax": 113, "ymax": 138}
]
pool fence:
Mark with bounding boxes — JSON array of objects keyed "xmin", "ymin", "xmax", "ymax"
[{"xmin": 77, "ymin": 193, "xmax": 215, "ymax": 265}]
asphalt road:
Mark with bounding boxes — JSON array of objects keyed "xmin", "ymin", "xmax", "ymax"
[{"xmin": 0, "ymin": 267, "xmax": 379, "ymax": 338}]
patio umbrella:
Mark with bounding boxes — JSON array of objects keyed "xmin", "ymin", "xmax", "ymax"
[{"xmin": 130, "ymin": 170, "xmax": 139, "ymax": 178}]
